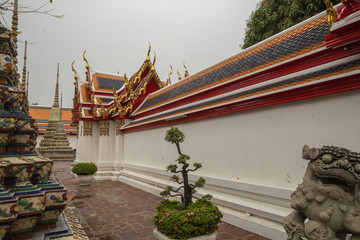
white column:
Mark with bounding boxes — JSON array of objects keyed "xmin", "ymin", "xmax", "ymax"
[
  {"xmin": 90, "ymin": 122, "xmax": 99, "ymax": 164},
  {"xmin": 75, "ymin": 121, "xmax": 85, "ymax": 163},
  {"xmin": 112, "ymin": 129, "xmax": 124, "ymax": 180},
  {"xmin": 95, "ymin": 121, "xmax": 114, "ymax": 179}
]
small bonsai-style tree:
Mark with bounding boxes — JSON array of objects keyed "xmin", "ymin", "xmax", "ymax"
[{"xmin": 160, "ymin": 127, "xmax": 211, "ymax": 208}]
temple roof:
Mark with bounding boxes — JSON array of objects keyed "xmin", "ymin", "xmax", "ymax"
[
  {"xmin": 123, "ymin": 4, "xmax": 360, "ymax": 132},
  {"xmin": 92, "ymin": 72, "xmax": 125, "ymax": 92}
]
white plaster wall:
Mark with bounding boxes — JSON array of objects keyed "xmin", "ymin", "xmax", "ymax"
[{"xmin": 123, "ymin": 90, "xmax": 360, "ymax": 191}]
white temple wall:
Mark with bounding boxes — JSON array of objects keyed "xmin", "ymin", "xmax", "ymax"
[
  {"xmin": 117, "ymin": 89, "xmax": 360, "ymax": 239},
  {"xmin": 123, "ymin": 90, "xmax": 360, "ymax": 190}
]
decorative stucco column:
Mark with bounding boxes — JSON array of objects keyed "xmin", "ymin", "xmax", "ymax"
[
  {"xmin": 90, "ymin": 122, "xmax": 99, "ymax": 164},
  {"xmin": 112, "ymin": 119, "xmax": 125, "ymax": 180},
  {"xmin": 95, "ymin": 120, "xmax": 115, "ymax": 179},
  {"xmin": 76, "ymin": 121, "xmax": 94, "ymax": 163}
]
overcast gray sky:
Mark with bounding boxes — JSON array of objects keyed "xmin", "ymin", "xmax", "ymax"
[{"xmin": 3, "ymin": 0, "xmax": 260, "ymax": 107}]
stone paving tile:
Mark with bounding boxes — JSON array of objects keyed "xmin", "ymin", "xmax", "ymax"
[{"xmin": 52, "ymin": 161, "xmax": 269, "ymax": 240}]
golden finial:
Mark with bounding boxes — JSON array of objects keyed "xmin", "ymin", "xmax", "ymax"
[
  {"xmin": 99, "ymin": 101, "xmax": 106, "ymax": 117},
  {"xmin": 124, "ymin": 73, "xmax": 129, "ymax": 87},
  {"xmin": 146, "ymin": 42, "xmax": 151, "ymax": 61},
  {"xmin": 177, "ymin": 67, "xmax": 182, "ymax": 81},
  {"xmin": 151, "ymin": 51, "xmax": 156, "ymax": 71},
  {"xmin": 168, "ymin": 65, "xmax": 173, "ymax": 80},
  {"xmin": 183, "ymin": 61, "xmax": 189, "ymax": 78},
  {"xmin": 71, "ymin": 61, "xmax": 78, "ymax": 80},
  {"xmin": 83, "ymin": 50, "xmax": 89, "ymax": 69},
  {"xmin": 325, "ymin": 0, "xmax": 338, "ymax": 31},
  {"xmin": 21, "ymin": 41, "xmax": 27, "ymax": 91}
]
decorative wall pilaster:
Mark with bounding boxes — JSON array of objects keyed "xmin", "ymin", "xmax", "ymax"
[
  {"xmin": 115, "ymin": 119, "xmax": 125, "ymax": 135},
  {"xmin": 83, "ymin": 122, "xmax": 93, "ymax": 136},
  {"xmin": 99, "ymin": 120, "xmax": 110, "ymax": 136}
]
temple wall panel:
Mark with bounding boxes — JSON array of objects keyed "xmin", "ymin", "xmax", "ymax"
[
  {"xmin": 123, "ymin": 89, "xmax": 360, "ymax": 189},
  {"xmin": 119, "ymin": 89, "xmax": 360, "ymax": 239}
]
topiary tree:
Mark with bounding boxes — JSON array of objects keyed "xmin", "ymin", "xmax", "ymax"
[
  {"xmin": 160, "ymin": 127, "xmax": 211, "ymax": 208},
  {"xmin": 242, "ymin": 0, "xmax": 342, "ymax": 49}
]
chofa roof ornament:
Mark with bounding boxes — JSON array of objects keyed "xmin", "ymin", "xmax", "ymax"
[{"xmin": 325, "ymin": 0, "xmax": 338, "ymax": 30}]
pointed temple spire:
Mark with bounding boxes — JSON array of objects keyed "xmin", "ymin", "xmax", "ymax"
[
  {"xmin": 53, "ymin": 63, "xmax": 60, "ymax": 108},
  {"xmin": 21, "ymin": 41, "xmax": 27, "ymax": 91},
  {"xmin": 12, "ymin": 0, "xmax": 19, "ymax": 86},
  {"xmin": 11, "ymin": 0, "xmax": 18, "ymax": 47},
  {"xmin": 26, "ymin": 71, "xmax": 29, "ymax": 98},
  {"xmin": 60, "ymin": 93, "xmax": 63, "ymax": 120}
]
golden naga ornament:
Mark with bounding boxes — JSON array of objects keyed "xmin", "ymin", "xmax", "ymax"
[
  {"xmin": 177, "ymin": 68, "xmax": 182, "ymax": 81},
  {"xmin": 183, "ymin": 61, "xmax": 189, "ymax": 78},
  {"xmin": 325, "ymin": 0, "xmax": 338, "ymax": 30}
]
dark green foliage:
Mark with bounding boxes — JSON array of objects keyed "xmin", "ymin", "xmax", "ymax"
[
  {"xmin": 152, "ymin": 199, "xmax": 223, "ymax": 239},
  {"xmin": 242, "ymin": 0, "xmax": 342, "ymax": 49},
  {"xmin": 165, "ymin": 127, "xmax": 185, "ymax": 145},
  {"xmin": 71, "ymin": 162, "xmax": 97, "ymax": 175},
  {"xmin": 160, "ymin": 127, "xmax": 210, "ymax": 208}
]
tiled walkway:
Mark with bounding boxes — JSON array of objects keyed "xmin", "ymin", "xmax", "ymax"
[{"xmin": 52, "ymin": 161, "xmax": 269, "ymax": 240}]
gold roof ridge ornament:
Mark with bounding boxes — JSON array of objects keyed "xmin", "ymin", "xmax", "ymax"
[
  {"xmin": 183, "ymin": 61, "xmax": 189, "ymax": 78},
  {"xmin": 168, "ymin": 65, "xmax": 173, "ymax": 80},
  {"xmin": 151, "ymin": 51, "xmax": 156, "ymax": 71},
  {"xmin": 146, "ymin": 42, "xmax": 151, "ymax": 61},
  {"xmin": 177, "ymin": 67, "xmax": 182, "ymax": 81},
  {"xmin": 71, "ymin": 61, "xmax": 78, "ymax": 80},
  {"xmin": 83, "ymin": 50, "xmax": 89, "ymax": 69},
  {"xmin": 325, "ymin": 0, "xmax": 338, "ymax": 31},
  {"xmin": 163, "ymin": 65, "xmax": 172, "ymax": 87}
]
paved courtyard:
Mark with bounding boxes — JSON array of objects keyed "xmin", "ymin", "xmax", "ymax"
[{"xmin": 52, "ymin": 161, "xmax": 269, "ymax": 240}]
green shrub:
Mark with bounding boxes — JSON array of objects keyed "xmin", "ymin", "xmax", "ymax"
[
  {"xmin": 71, "ymin": 162, "xmax": 97, "ymax": 175},
  {"xmin": 152, "ymin": 199, "xmax": 223, "ymax": 239}
]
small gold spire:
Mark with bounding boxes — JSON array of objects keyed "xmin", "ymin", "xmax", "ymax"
[
  {"xmin": 153, "ymin": 51, "xmax": 156, "ymax": 65},
  {"xmin": 146, "ymin": 42, "xmax": 151, "ymax": 61},
  {"xmin": 21, "ymin": 41, "xmax": 27, "ymax": 91},
  {"xmin": 168, "ymin": 65, "xmax": 173, "ymax": 80},
  {"xmin": 124, "ymin": 73, "xmax": 129, "ymax": 87},
  {"xmin": 177, "ymin": 67, "xmax": 182, "ymax": 81},
  {"xmin": 325, "ymin": 0, "xmax": 338, "ymax": 30},
  {"xmin": 183, "ymin": 61, "xmax": 189, "ymax": 78},
  {"xmin": 71, "ymin": 61, "xmax": 78, "ymax": 80},
  {"xmin": 151, "ymin": 51, "xmax": 156, "ymax": 71},
  {"xmin": 83, "ymin": 50, "xmax": 89, "ymax": 69},
  {"xmin": 53, "ymin": 63, "xmax": 60, "ymax": 108}
]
